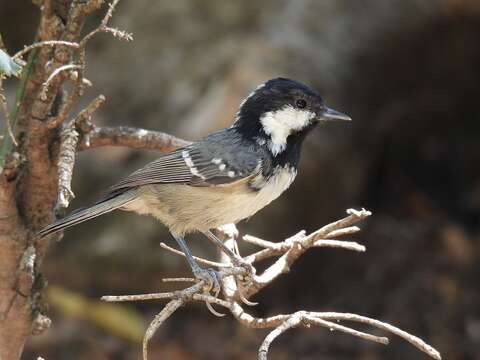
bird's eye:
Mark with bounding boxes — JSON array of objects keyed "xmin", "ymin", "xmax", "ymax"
[{"xmin": 295, "ymin": 99, "xmax": 307, "ymax": 109}]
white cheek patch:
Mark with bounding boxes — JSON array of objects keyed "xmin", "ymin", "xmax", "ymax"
[{"xmin": 260, "ymin": 105, "xmax": 315, "ymax": 155}]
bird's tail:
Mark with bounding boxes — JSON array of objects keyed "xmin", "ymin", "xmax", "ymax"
[{"xmin": 37, "ymin": 189, "xmax": 138, "ymax": 238}]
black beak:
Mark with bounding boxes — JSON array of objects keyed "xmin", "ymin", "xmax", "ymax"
[{"xmin": 319, "ymin": 107, "xmax": 352, "ymax": 122}]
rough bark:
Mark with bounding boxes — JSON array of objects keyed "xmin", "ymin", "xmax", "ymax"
[{"xmin": 0, "ymin": 1, "xmax": 109, "ymax": 358}]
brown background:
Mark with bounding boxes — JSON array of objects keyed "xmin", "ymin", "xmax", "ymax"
[{"xmin": 1, "ymin": 0, "xmax": 479, "ymax": 359}]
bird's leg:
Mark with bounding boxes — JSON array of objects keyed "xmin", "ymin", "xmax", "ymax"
[
  {"xmin": 203, "ymin": 230, "xmax": 256, "ymax": 280},
  {"xmin": 172, "ymin": 234, "xmax": 220, "ymax": 293}
]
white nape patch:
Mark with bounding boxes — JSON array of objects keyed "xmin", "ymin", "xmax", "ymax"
[
  {"xmin": 211, "ymin": 158, "xmax": 222, "ymax": 165},
  {"xmin": 182, "ymin": 150, "xmax": 205, "ymax": 179},
  {"xmin": 260, "ymin": 105, "xmax": 315, "ymax": 155}
]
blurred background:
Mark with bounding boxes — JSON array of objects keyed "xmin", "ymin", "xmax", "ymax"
[{"xmin": 1, "ymin": 0, "xmax": 480, "ymax": 359}]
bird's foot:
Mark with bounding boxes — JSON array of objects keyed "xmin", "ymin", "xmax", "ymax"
[
  {"xmin": 226, "ymin": 257, "xmax": 257, "ymax": 306},
  {"xmin": 231, "ymin": 257, "xmax": 256, "ymax": 285},
  {"xmin": 193, "ymin": 267, "xmax": 226, "ymax": 316},
  {"xmin": 193, "ymin": 267, "xmax": 221, "ymax": 295}
]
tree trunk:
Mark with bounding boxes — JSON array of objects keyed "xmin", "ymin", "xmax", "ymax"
[{"xmin": 0, "ymin": 2, "xmax": 102, "ymax": 358}]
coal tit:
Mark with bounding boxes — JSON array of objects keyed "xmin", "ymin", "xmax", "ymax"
[{"xmin": 38, "ymin": 77, "xmax": 351, "ymax": 283}]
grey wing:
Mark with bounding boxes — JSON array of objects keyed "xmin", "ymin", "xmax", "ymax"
[{"xmin": 109, "ymin": 130, "xmax": 264, "ymax": 191}]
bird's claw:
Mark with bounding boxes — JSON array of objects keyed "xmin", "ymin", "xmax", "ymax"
[
  {"xmin": 192, "ymin": 267, "xmax": 227, "ymax": 316},
  {"xmin": 193, "ymin": 267, "xmax": 221, "ymax": 294},
  {"xmin": 232, "ymin": 258, "xmax": 256, "ymax": 284},
  {"xmin": 230, "ymin": 258, "xmax": 258, "ymax": 306}
]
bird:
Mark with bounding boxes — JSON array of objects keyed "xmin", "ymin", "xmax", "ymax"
[{"xmin": 38, "ymin": 77, "xmax": 351, "ymax": 288}]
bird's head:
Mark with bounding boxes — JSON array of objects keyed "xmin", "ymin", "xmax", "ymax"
[{"xmin": 234, "ymin": 77, "xmax": 351, "ymax": 156}]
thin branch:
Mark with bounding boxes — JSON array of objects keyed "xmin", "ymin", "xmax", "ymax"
[
  {"xmin": 45, "ymin": 0, "xmax": 131, "ymax": 131},
  {"xmin": 243, "ymin": 226, "xmax": 364, "ymax": 265},
  {"xmin": 243, "ymin": 230, "xmax": 306, "ymax": 249},
  {"xmin": 99, "ymin": 210, "xmax": 441, "ymax": 360},
  {"xmin": 315, "ymin": 312, "xmax": 442, "ymax": 360},
  {"xmin": 79, "ymin": 125, "xmax": 191, "ymax": 152},
  {"xmin": 325, "ymin": 226, "xmax": 361, "ymax": 238},
  {"xmin": 102, "ymin": 0, "xmax": 121, "ymax": 26},
  {"xmin": 103, "ymin": 27, "xmax": 133, "ymax": 42},
  {"xmin": 303, "ymin": 315, "xmax": 389, "ymax": 345},
  {"xmin": 143, "ymin": 299, "xmax": 183, "ymax": 360},
  {"xmin": 162, "ymin": 277, "xmax": 195, "ymax": 283},
  {"xmin": 41, "ymin": 64, "xmax": 81, "ymax": 101},
  {"xmin": 102, "ymin": 287, "xmax": 232, "ymax": 310},
  {"xmin": 312, "ymin": 239, "xmax": 365, "ymax": 252},
  {"xmin": 102, "ymin": 291, "xmax": 186, "ymax": 302},
  {"xmin": 55, "ymin": 95, "xmax": 105, "ymax": 210},
  {"xmin": 159, "ymin": 242, "xmax": 228, "ymax": 268},
  {"xmin": 243, "ymin": 234, "xmax": 279, "ymax": 249},
  {"xmin": 259, "ymin": 312, "xmax": 389, "ymax": 360},
  {"xmin": 141, "ymin": 282, "xmax": 204, "ymax": 360},
  {"xmin": 12, "ymin": 40, "xmax": 79, "ymax": 60},
  {"xmin": 258, "ymin": 313, "xmax": 302, "ymax": 360},
  {"xmin": 80, "ymin": 0, "xmax": 132, "ymax": 46},
  {"xmin": 244, "ymin": 208, "xmax": 371, "ymax": 298},
  {"xmin": 56, "ymin": 119, "xmax": 78, "ymax": 211},
  {"xmin": 312, "ymin": 208, "xmax": 371, "ymax": 241}
]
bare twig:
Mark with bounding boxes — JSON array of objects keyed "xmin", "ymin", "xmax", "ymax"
[
  {"xmin": 160, "ymin": 242, "xmax": 228, "ymax": 268},
  {"xmin": 45, "ymin": 0, "xmax": 131, "ymax": 131},
  {"xmin": 55, "ymin": 95, "xmax": 105, "ymax": 210},
  {"xmin": 101, "ymin": 209, "xmax": 441, "ymax": 360},
  {"xmin": 12, "ymin": 40, "xmax": 80, "ymax": 61},
  {"xmin": 79, "ymin": 125, "xmax": 191, "ymax": 152},
  {"xmin": 41, "ymin": 64, "xmax": 81, "ymax": 100},
  {"xmin": 243, "ymin": 234, "xmax": 279, "ymax": 249},
  {"xmin": 243, "ymin": 225, "xmax": 364, "ymax": 265},
  {"xmin": 103, "ymin": 27, "xmax": 133, "ymax": 42},
  {"xmin": 103, "ymin": 0, "xmax": 121, "ymax": 25},
  {"xmin": 312, "ymin": 239, "xmax": 365, "ymax": 252},
  {"xmin": 258, "ymin": 312, "xmax": 302, "ymax": 360},
  {"xmin": 102, "ymin": 287, "xmax": 232, "ymax": 309},
  {"xmin": 243, "ymin": 208, "xmax": 371, "ymax": 298},
  {"xmin": 258, "ymin": 312, "xmax": 389, "ymax": 360},
  {"xmin": 243, "ymin": 237, "xmax": 364, "ymax": 264},
  {"xmin": 56, "ymin": 119, "xmax": 78, "ymax": 210},
  {"xmin": 162, "ymin": 277, "xmax": 195, "ymax": 283},
  {"xmin": 143, "ymin": 299, "xmax": 183, "ymax": 360},
  {"xmin": 81, "ymin": 0, "xmax": 133, "ymax": 46},
  {"xmin": 315, "ymin": 312, "xmax": 442, "ymax": 360},
  {"xmin": 304, "ymin": 316, "xmax": 389, "ymax": 345},
  {"xmin": 102, "ymin": 291, "xmax": 189, "ymax": 302}
]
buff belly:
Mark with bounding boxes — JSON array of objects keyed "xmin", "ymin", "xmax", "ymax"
[{"xmin": 122, "ymin": 166, "xmax": 296, "ymax": 235}]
